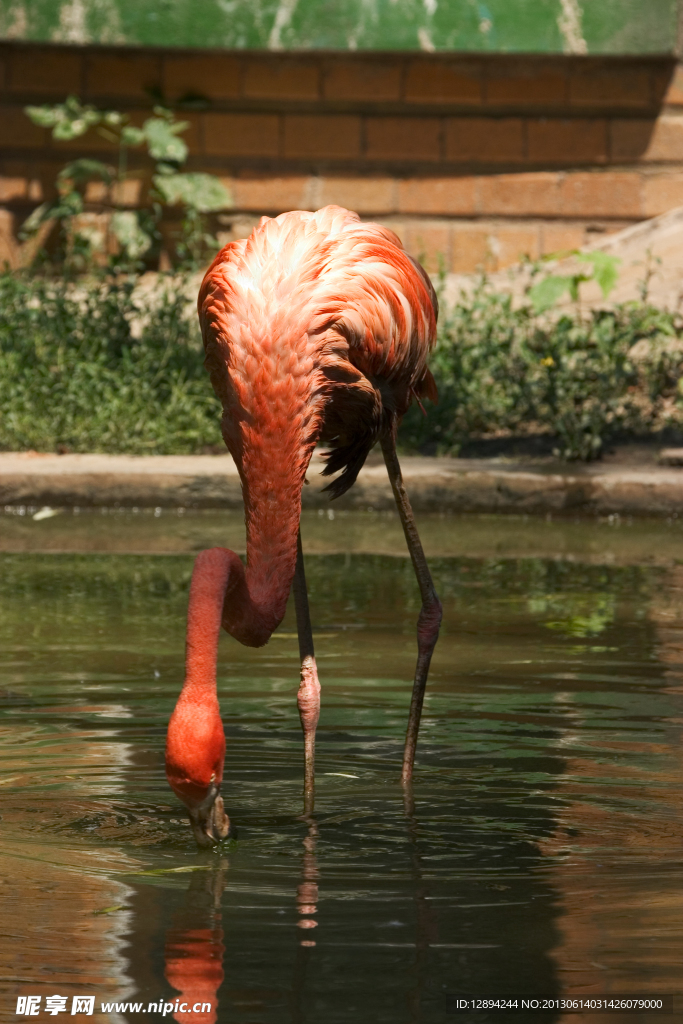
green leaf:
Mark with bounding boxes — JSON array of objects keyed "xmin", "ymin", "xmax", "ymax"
[
  {"xmin": 25, "ymin": 105, "xmax": 60, "ymax": 128},
  {"xmin": 73, "ymin": 222, "xmax": 106, "ymax": 254},
  {"xmin": 19, "ymin": 203, "xmax": 51, "ymax": 237},
  {"xmin": 121, "ymin": 126, "xmax": 145, "ymax": 147},
  {"xmin": 53, "ymin": 119, "xmax": 91, "ymax": 140},
  {"xmin": 58, "ymin": 159, "xmax": 113, "ymax": 185},
  {"xmin": 529, "ymin": 275, "xmax": 573, "ymax": 313},
  {"xmin": 568, "ymin": 272, "xmax": 591, "ymax": 303},
  {"xmin": 110, "ymin": 211, "xmax": 152, "ymax": 259},
  {"xmin": 128, "ymin": 865, "xmax": 213, "ymax": 876},
  {"xmin": 52, "ymin": 191, "xmax": 84, "ymax": 219},
  {"xmin": 142, "ymin": 118, "xmax": 189, "ymax": 163},
  {"xmin": 26, "ymin": 96, "xmax": 102, "ymax": 141},
  {"xmin": 153, "ymin": 172, "xmax": 232, "ymax": 212},
  {"xmin": 577, "ymin": 251, "xmax": 621, "ymax": 299}
]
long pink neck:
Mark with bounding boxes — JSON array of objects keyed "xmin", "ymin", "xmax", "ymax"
[
  {"xmin": 168, "ymin": 356, "xmax": 321, "ymax": 810},
  {"xmin": 169, "ymin": 511, "xmax": 299, "ymax": 797},
  {"xmin": 182, "ymin": 549, "xmax": 234, "ymax": 701},
  {"xmin": 180, "ymin": 454, "xmax": 314, "ymax": 691},
  {"xmin": 167, "ymin": 548, "xmax": 235, "ymax": 803},
  {"xmin": 217, "ymin": 404, "xmax": 317, "ymax": 647},
  {"xmin": 179, "ymin": 528, "xmax": 294, "ymax": 723}
]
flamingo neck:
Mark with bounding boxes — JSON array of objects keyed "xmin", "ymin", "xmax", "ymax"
[
  {"xmin": 166, "ymin": 549, "xmax": 232, "ymax": 811},
  {"xmin": 181, "ymin": 549, "xmax": 232, "ymax": 702},
  {"xmin": 243, "ymin": 506, "xmax": 301, "ymax": 632},
  {"xmin": 219, "ymin": 434, "xmax": 315, "ymax": 646}
]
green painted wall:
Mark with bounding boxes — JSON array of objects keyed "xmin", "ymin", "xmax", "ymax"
[{"xmin": 0, "ymin": 0, "xmax": 679, "ymax": 54}]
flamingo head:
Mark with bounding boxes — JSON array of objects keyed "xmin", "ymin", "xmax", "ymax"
[{"xmin": 165, "ymin": 701, "xmax": 232, "ymax": 847}]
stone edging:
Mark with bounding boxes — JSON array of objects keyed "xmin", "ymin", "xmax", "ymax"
[{"xmin": 2, "ymin": 452, "xmax": 683, "ymax": 516}]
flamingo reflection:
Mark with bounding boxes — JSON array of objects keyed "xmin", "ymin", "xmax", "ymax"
[
  {"xmin": 296, "ymin": 816, "xmax": 319, "ymax": 946},
  {"xmin": 164, "ymin": 863, "xmax": 227, "ymax": 1024},
  {"xmin": 289, "ymin": 815, "xmax": 320, "ymax": 1023},
  {"xmin": 163, "ymin": 819, "xmax": 320, "ymax": 1024},
  {"xmin": 404, "ymin": 785, "xmax": 439, "ymax": 1022}
]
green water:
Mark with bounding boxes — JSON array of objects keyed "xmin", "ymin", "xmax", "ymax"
[{"xmin": 1, "ymin": 511, "xmax": 682, "ymax": 1022}]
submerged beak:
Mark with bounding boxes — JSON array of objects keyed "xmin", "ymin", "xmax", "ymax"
[{"xmin": 187, "ymin": 784, "xmax": 232, "ymax": 847}]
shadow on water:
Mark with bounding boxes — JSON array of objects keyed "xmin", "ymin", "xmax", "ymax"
[{"xmin": 1, "ymin": 512, "xmax": 682, "ymax": 1022}]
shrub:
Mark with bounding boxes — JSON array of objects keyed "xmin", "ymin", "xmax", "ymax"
[
  {"xmin": 0, "ymin": 272, "xmax": 222, "ymax": 453},
  {"xmin": 1, "ymin": 269, "xmax": 682, "ymax": 459},
  {"xmin": 400, "ymin": 277, "xmax": 683, "ymax": 460}
]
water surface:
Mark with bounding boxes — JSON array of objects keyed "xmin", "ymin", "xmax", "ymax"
[{"xmin": 1, "ymin": 511, "xmax": 682, "ymax": 1023}]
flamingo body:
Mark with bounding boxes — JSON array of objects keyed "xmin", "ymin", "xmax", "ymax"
[{"xmin": 166, "ymin": 206, "xmax": 440, "ymax": 843}]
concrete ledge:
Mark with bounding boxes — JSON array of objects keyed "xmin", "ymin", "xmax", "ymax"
[
  {"xmin": 0, "ymin": 452, "xmax": 245, "ymax": 510},
  {"xmin": 3, "ymin": 451, "xmax": 683, "ymax": 516}
]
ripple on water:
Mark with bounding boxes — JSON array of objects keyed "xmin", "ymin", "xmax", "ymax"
[{"xmin": 1, "ymin": 540, "xmax": 682, "ymax": 1021}]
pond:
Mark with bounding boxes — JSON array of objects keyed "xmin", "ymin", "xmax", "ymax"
[{"xmin": 1, "ymin": 510, "xmax": 682, "ymax": 1023}]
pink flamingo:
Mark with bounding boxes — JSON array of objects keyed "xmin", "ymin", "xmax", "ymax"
[{"xmin": 165, "ymin": 206, "xmax": 442, "ymax": 845}]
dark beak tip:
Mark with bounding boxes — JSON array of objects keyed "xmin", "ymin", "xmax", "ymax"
[
  {"xmin": 191, "ymin": 825, "xmax": 218, "ymax": 849},
  {"xmin": 188, "ymin": 792, "xmax": 232, "ymax": 847}
]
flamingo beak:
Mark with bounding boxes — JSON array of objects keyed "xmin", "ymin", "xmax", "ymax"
[{"xmin": 187, "ymin": 783, "xmax": 232, "ymax": 847}]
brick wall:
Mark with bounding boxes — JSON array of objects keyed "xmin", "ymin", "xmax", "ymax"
[{"xmin": 1, "ymin": 42, "xmax": 682, "ymax": 272}]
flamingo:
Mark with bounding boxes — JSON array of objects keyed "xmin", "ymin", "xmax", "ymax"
[{"xmin": 165, "ymin": 206, "xmax": 443, "ymax": 846}]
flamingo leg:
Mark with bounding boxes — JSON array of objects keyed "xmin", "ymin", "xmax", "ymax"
[
  {"xmin": 380, "ymin": 429, "xmax": 443, "ymax": 785},
  {"xmin": 292, "ymin": 527, "xmax": 321, "ymax": 814}
]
